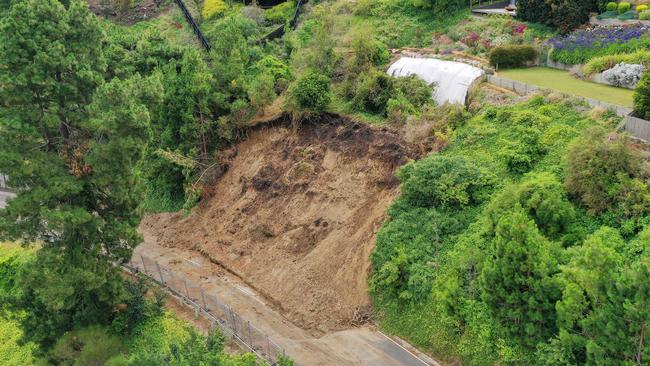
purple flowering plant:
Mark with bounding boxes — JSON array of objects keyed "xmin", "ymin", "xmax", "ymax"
[{"xmin": 548, "ymin": 24, "xmax": 650, "ymax": 64}]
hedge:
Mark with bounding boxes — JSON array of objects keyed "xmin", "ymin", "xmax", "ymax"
[{"xmin": 489, "ymin": 45, "xmax": 538, "ymax": 69}]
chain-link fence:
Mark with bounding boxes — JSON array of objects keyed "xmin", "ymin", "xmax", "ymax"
[{"xmin": 123, "ymin": 254, "xmax": 291, "ymax": 366}]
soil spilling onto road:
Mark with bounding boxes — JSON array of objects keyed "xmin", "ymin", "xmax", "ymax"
[{"xmin": 141, "ymin": 113, "xmax": 416, "ymax": 332}]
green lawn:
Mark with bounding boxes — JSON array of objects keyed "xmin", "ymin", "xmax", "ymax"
[{"xmin": 498, "ymin": 67, "xmax": 634, "ymax": 108}]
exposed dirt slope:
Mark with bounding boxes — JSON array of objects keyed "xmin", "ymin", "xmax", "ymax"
[{"xmin": 141, "ymin": 114, "xmax": 415, "ymax": 332}]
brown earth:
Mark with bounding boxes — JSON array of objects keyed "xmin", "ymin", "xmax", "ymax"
[{"xmin": 140, "ymin": 113, "xmax": 417, "ymax": 333}]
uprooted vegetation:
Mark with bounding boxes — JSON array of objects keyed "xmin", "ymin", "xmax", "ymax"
[{"xmin": 141, "ymin": 113, "xmax": 419, "ymax": 331}]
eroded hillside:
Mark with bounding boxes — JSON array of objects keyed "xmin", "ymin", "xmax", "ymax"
[{"xmin": 141, "ymin": 114, "xmax": 416, "ymax": 332}]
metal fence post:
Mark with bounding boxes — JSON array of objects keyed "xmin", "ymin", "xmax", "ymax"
[
  {"xmin": 140, "ymin": 254, "xmax": 148, "ymax": 275},
  {"xmin": 266, "ymin": 335, "xmax": 270, "ymax": 357},
  {"xmin": 200, "ymin": 288, "xmax": 207, "ymax": 310},
  {"xmin": 155, "ymin": 261, "xmax": 164, "ymax": 284},
  {"xmin": 248, "ymin": 321, "xmax": 252, "ymax": 347},
  {"xmin": 183, "ymin": 279, "xmax": 190, "ymax": 299}
]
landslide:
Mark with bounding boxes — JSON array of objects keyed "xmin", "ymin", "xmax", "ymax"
[{"xmin": 140, "ymin": 113, "xmax": 417, "ymax": 332}]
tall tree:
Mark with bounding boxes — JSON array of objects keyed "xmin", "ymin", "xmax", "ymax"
[
  {"xmin": 0, "ymin": 0, "xmax": 157, "ymax": 347},
  {"xmin": 549, "ymin": 227, "xmax": 650, "ymax": 365},
  {"xmin": 479, "ymin": 206, "xmax": 562, "ymax": 349}
]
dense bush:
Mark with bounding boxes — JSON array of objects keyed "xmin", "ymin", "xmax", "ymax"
[
  {"xmin": 618, "ymin": 1, "xmax": 631, "ymax": 13},
  {"xmin": 202, "ymin": 0, "xmax": 227, "ymax": 20},
  {"xmin": 634, "ymin": 71, "xmax": 650, "ymax": 119},
  {"xmin": 641, "ymin": 9, "xmax": 650, "ymax": 19},
  {"xmin": 398, "ymin": 155, "xmax": 493, "ymax": 209},
  {"xmin": 488, "ymin": 45, "xmax": 537, "ymax": 68},
  {"xmin": 265, "ymin": 1, "xmax": 296, "ymax": 24},
  {"xmin": 352, "ymin": 70, "xmax": 396, "ymax": 114},
  {"xmin": 410, "ymin": 0, "xmax": 466, "ymax": 17},
  {"xmin": 606, "ymin": 1, "xmax": 617, "ymax": 11},
  {"xmin": 516, "ymin": 0, "xmax": 552, "ymax": 25},
  {"xmin": 518, "ymin": 0, "xmax": 595, "ymax": 33},
  {"xmin": 287, "ymin": 70, "xmax": 332, "ymax": 112},
  {"xmin": 49, "ymin": 326, "xmax": 126, "ymax": 366},
  {"xmin": 565, "ymin": 127, "xmax": 650, "ymax": 217},
  {"xmin": 370, "ymin": 98, "xmax": 648, "ymax": 365},
  {"xmin": 637, "ymin": 4, "xmax": 649, "ymax": 12}
]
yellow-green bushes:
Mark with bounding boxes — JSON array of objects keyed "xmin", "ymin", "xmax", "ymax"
[{"xmin": 202, "ymin": 0, "xmax": 227, "ymax": 20}]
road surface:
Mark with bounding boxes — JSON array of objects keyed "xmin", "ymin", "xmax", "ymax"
[{"xmin": 132, "ymin": 236, "xmax": 439, "ymax": 366}]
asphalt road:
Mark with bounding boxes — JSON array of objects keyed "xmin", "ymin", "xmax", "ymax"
[{"xmin": 133, "ymin": 238, "xmax": 439, "ymax": 366}]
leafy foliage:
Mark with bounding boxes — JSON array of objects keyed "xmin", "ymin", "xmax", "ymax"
[
  {"xmin": 287, "ymin": 70, "xmax": 332, "ymax": 112},
  {"xmin": 565, "ymin": 127, "xmax": 650, "ymax": 219},
  {"xmin": 634, "ymin": 71, "xmax": 650, "ymax": 119},
  {"xmin": 371, "ymin": 97, "xmax": 649, "ymax": 365},
  {"xmin": 0, "ymin": 0, "xmax": 161, "ymax": 348},
  {"xmin": 489, "ymin": 45, "xmax": 538, "ymax": 68}
]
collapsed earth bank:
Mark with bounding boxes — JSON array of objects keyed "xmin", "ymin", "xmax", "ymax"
[{"xmin": 141, "ymin": 113, "xmax": 417, "ymax": 332}]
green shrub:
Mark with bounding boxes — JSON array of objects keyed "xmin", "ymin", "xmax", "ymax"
[
  {"xmin": 349, "ymin": 34, "xmax": 390, "ymax": 70},
  {"xmin": 394, "ymin": 75, "xmax": 433, "ymax": 108},
  {"xmin": 634, "ymin": 71, "xmax": 650, "ymax": 119},
  {"xmin": 640, "ymin": 9, "xmax": 650, "ymax": 19},
  {"xmin": 398, "ymin": 155, "xmax": 494, "ymax": 209},
  {"xmin": 597, "ymin": 10, "xmax": 619, "ymax": 19},
  {"xmin": 50, "ymin": 326, "xmax": 125, "ymax": 366},
  {"xmin": 618, "ymin": 1, "xmax": 631, "ymax": 13},
  {"xmin": 565, "ymin": 127, "xmax": 650, "ymax": 216},
  {"xmin": 489, "ymin": 45, "xmax": 538, "ymax": 69},
  {"xmin": 515, "ymin": 0, "xmax": 552, "ymax": 25},
  {"xmin": 265, "ymin": 1, "xmax": 296, "ymax": 24},
  {"xmin": 618, "ymin": 9, "xmax": 637, "ymax": 20},
  {"xmin": 202, "ymin": 0, "xmax": 227, "ymax": 20},
  {"xmin": 584, "ymin": 50, "xmax": 650, "ymax": 74},
  {"xmin": 637, "ymin": 4, "xmax": 649, "ymax": 12},
  {"xmin": 287, "ymin": 70, "xmax": 331, "ymax": 112},
  {"xmin": 352, "ymin": 70, "xmax": 396, "ymax": 114},
  {"xmin": 606, "ymin": 1, "xmax": 618, "ymax": 11},
  {"xmin": 386, "ymin": 95, "xmax": 416, "ymax": 124}
]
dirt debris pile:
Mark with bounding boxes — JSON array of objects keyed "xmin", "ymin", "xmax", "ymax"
[{"xmin": 141, "ymin": 114, "xmax": 416, "ymax": 332}]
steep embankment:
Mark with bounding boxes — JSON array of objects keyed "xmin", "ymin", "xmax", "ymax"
[{"xmin": 141, "ymin": 114, "xmax": 416, "ymax": 331}]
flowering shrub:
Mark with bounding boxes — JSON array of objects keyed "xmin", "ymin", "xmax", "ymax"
[
  {"xmin": 462, "ymin": 32, "xmax": 480, "ymax": 48},
  {"xmin": 637, "ymin": 5, "xmax": 649, "ymax": 12},
  {"xmin": 512, "ymin": 23, "xmax": 527, "ymax": 35},
  {"xmin": 548, "ymin": 24, "xmax": 650, "ymax": 64},
  {"xmin": 602, "ymin": 63, "xmax": 645, "ymax": 87}
]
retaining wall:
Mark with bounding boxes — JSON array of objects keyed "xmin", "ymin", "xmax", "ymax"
[{"xmin": 624, "ymin": 115, "xmax": 650, "ymax": 142}]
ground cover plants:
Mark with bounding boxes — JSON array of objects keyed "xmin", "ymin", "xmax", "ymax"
[
  {"xmin": 371, "ymin": 95, "xmax": 650, "ymax": 365},
  {"xmin": 548, "ymin": 24, "xmax": 650, "ymax": 65}
]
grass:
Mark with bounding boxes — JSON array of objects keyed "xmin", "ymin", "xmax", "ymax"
[{"xmin": 498, "ymin": 67, "xmax": 634, "ymax": 107}]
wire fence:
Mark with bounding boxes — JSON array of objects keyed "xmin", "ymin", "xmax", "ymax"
[{"xmin": 123, "ymin": 254, "xmax": 292, "ymax": 366}]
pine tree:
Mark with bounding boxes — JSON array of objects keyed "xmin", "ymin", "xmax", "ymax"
[{"xmin": 0, "ymin": 0, "xmax": 158, "ymax": 347}]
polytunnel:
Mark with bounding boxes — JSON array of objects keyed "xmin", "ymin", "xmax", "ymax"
[{"xmin": 387, "ymin": 57, "xmax": 485, "ymax": 106}]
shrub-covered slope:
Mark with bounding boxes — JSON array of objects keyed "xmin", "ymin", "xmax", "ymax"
[{"xmin": 371, "ymin": 96, "xmax": 650, "ymax": 365}]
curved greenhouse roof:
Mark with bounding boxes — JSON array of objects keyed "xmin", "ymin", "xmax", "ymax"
[{"xmin": 387, "ymin": 57, "xmax": 485, "ymax": 105}]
